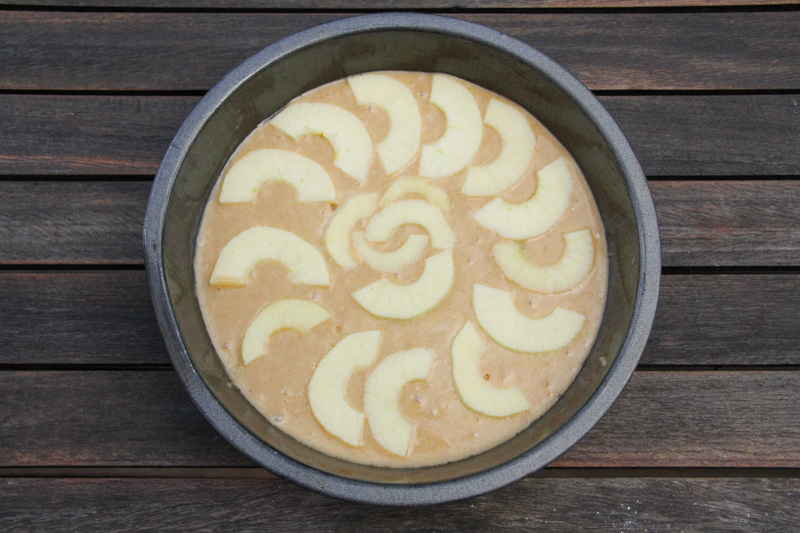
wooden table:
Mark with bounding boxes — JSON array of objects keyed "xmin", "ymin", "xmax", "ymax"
[{"xmin": 1, "ymin": 2, "xmax": 798, "ymax": 530}]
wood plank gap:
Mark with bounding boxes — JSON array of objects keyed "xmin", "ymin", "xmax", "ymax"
[
  {"xmin": 4, "ymin": 364, "xmax": 800, "ymax": 372},
  {"xmin": 637, "ymin": 365, "xmax": 800, "ymax": 372},
  {"xmin": 2, "ymin": 265, "xmax": 797, "ymax": 275},
  {"xmin": 0, "ymin": 264, "xmax": 145, "ymax": 272},
  {"xmin": 0, "ymin": 4, "xmax": 799, "ymax": 15},
  {"xmin": 0, "ymin": 364, "xmax": 173, "ymax": 371},
  {"xmin": 0, "ymin": 89, "xmax": 207, "ymax": 97},
  {"xmin": 0, "ymin": 174, "xmax": 154, "ymax": 182},
  {"xmin": 5, "ymin": 175, "xmax": 799, "ymax": 183},
  {"xmin": 594, "ymin": 88, "xmax": 800, "ymax": 96},
  {"xmin": 647, "ymin": 175, "xmax": 800, "ymax": 181},
  {"xmin": 2, "ymin": 89, "xmax": 798, "ymax": 97},
  {"xmin": 661, "ymin": 266, "xmax": 800, "ymax": 275},
  {"xmin": 535, "ymin": 467, "xmax": 800, "ymax": 479},
  {"xmin": 0, "ymin": 466, "xmax": 797, "ymax": 480}
]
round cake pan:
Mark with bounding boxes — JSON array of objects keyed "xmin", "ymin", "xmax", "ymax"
[{"xmin": 144, "ymin": 13, "xmax": 661, "ymax": 506}]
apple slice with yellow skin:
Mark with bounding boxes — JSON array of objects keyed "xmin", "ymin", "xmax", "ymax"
[
  {"xmin": 364, "ymin": 347, "xmax": 433, "ymax": 457},
  {"xmin": 348, "ymin": 73, "xmax": 421, "ymax": 176},
  {"xmin": 473, "ymin": 284, "xmax": 584, "ymax": 353},
  {"xmin": 419, "ymin": 74, "xmax": 483, "ymax": 179},
  {"xmin": 474, "ymin": 156, "xmax": 574, "ymax": 240},
  {"xmin": 461, "ymin": 99, "xmax": 536, "ymax": 197},
  {"xmin": 451, "ymin": 322, "xmax": 531, "ymax": 417},
  {"xmin": 352, "ymin": 250, "xmax": 454, "ymax": 320},
  {"xmin": 493, "ymin": 229, "xmax": 595, "ymax": 293},
  {"xmin": 241, "ymin": 299, "xmax": 330, "ymax": 366},
  {"xmin": 323, "ymin": 193, "xmax": 377, "ymax": 270},
  {"xmin": 210, "ymin": 226, "xmax": 330, "ymax": 287},
  {"xmin": 381, "ymin": 176, "xmax": 451, "ymax": 211},
  {"xmin": 219, "ymin": 149, "xmax": 335, "ymax": 204},
  {"xmin": 270, "ymin": 102, "xmax": 373, "ymax": 184},
  {"xmin": 365, "ymin": 199, "xmax": 454, "ymax": 250},
  {"xmin": 308, "ymin": 330, "xmax": 380, "ymax": 447},
  {"xmin": 352, "ymin": 231, "xmax": 429, "ymax": 273}
]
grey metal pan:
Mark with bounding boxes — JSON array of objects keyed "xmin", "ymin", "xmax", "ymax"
[{"xmin": 143, "ymin": 13, "xmax": 661, "ymax": 506}]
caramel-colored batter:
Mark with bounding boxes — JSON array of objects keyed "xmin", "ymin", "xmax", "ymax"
[{"xmin": 195, "ymin": 72, "xmax": 608, "ymax": 468}]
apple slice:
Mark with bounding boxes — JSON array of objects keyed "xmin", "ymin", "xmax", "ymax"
[
  {"xmin": 461, "ymin": 99, "xmax": 536, "ymax": 197},
  {"xmin": 364, "ymin": 347, "xmax": 433, "ymax": 457},
  {"xmin": 219, "ymin": 149, "xmax": 335, "ymax": 204},
  {"xmin": 348, "ymin": 73, "xmax": 421, "ymax": 176},
  {"xmin": 352, "ymin": 250, "xmax": 454, "ymax": 319},
  {"xmin": 381, "ymin": 176, "xmax": 451, "ymax": 211},
  {"xmin": 308, "ymin": 330, "xmax": 380, "ymax": 447},
  {"xmin": 419, "ymin": 74, "xmax": 483, "ymax": 179},
  {"xmin": 494, "ymin": 229, "xmax": 594, "ymax": 293},
  {"xmin": 270, "ymin": 102, "xmax": 373, "ymax": 184},
  {"xmin": 474, "ymin": 156, "xmax": 574, "ymax": 240},
  {"xmin": 473, "ymin": 284, "xmax": 585, "ymax": 353},
  {"xmin": 451, "ymin": 322, "xmax": 531, "ymax": 417},
  {"xmin": 323, "ymin": 193, "xmax": 377, "ymax": 270},
  {"xmin": 365, "ymin": 199, "xmax": 454, "ymax": 250},
  {"xmin": 241, "ymin": 299, "xmax": 330, "ymax": 366},
  {"xmin": 210, "ymin": 226, "xmax": 330, "ymax": 287},
  {"xmin": 352, "ymin": 231, "xmax": 429, "ymax": 273}
]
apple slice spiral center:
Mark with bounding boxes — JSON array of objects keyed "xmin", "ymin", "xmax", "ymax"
[
  {"xmin": 381, "ymin": 176, "xmax": 451, "ymax": 211},
  {"xmin": 323, "ymin": 193, "xmax": 377, "ymax": 270},
  {"xmin": 352, "ymin": 231, "xmax": 429, "ymax": 273},
  {"xmin": 365, "ymin": 199, "xmax": 454, "ymax": 250}
]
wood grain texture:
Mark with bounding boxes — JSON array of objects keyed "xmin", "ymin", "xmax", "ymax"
[
  {"xmin": 656, "ymin": 181, "xmax": 800, "ymax": 266},
  {"xmin": 1, "ymin": 370, "xmax": 798, "ymax": 467},
  {"xmin": 3, "ymin": 272, "xmax": 799, "ymax": 366},
  {"xmin": 0, "ymin": 477, "xmax": 797, "ymax": 530},
  {"xmin": 3, "ymin": 180, "xmax": 800, "ymax": 267},
  {"xmin": 0, "ymin": 181, "xmax": 148, "ymax": 264},
  {"xmin": 0, "ymin": 0, "xmax": 793, "ymax": 8},
  {"xmin": 2, "ymin": 95, "xmax": 798, "ymax": 176},
  {"xmin": 0, "ymin": 272, "xmax": 164, "ymax": 365},
  {"xmin": 0, "ymin": 96, "xmax": 198, "ymax": 176},
  {"xmin": 646, "ymin": 275, "xmax": 800, "ymax": 365},
  {"xmin": 2, "ymin": 12, "xmax": 799, "ymax": 91}
]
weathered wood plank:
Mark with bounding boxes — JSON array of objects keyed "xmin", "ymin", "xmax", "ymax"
[
  {"xmin": 1, "ymin": 371, "xmax": 798, "ymax": 467},
  {"xmin": 0, "ymin": 272, "xmax": 165, "ymax": 365},
  {"xmin": 0, "ymin": 477, "xmax": 797, "ymax": 530},
  {"xmin": 2, "ymin": 12, "xmax": 798, "ymax": 91},
  {"xmin": 3, "ymin": 271, "xmax": 798, "ymax": 366},
  {"xmin": 646, "ymin": 275, "xmax": 800, "ymax": 365},
  {"xmin": 2, "ymin": 94, "xmax": 797, "ymax": 176},
  {"xmin": 601, "ymin": 95, "xmax": 800, "ymax": 177},
  {"xmin": 3, "ymin": 180, "xmax": 800, "ymax": 267},
  {"xmin": 0, "ymin": 96, "xmax": 197, "ymax": 176},
  {"xmin": 0, "ymin": 181, "xmax": 148, "ymax": 264},
  {"xmin": 0, "ymin": 0, "xmax": 793, "ymax": 9},
  {"xmin": 655, "ymin": 181, "xmax": 800, "ymax": 267}
]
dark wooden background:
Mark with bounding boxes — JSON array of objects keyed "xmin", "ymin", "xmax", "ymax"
[{"xmin": 1, "ymin": 1, "xmax": 799, "ymax": 530}]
